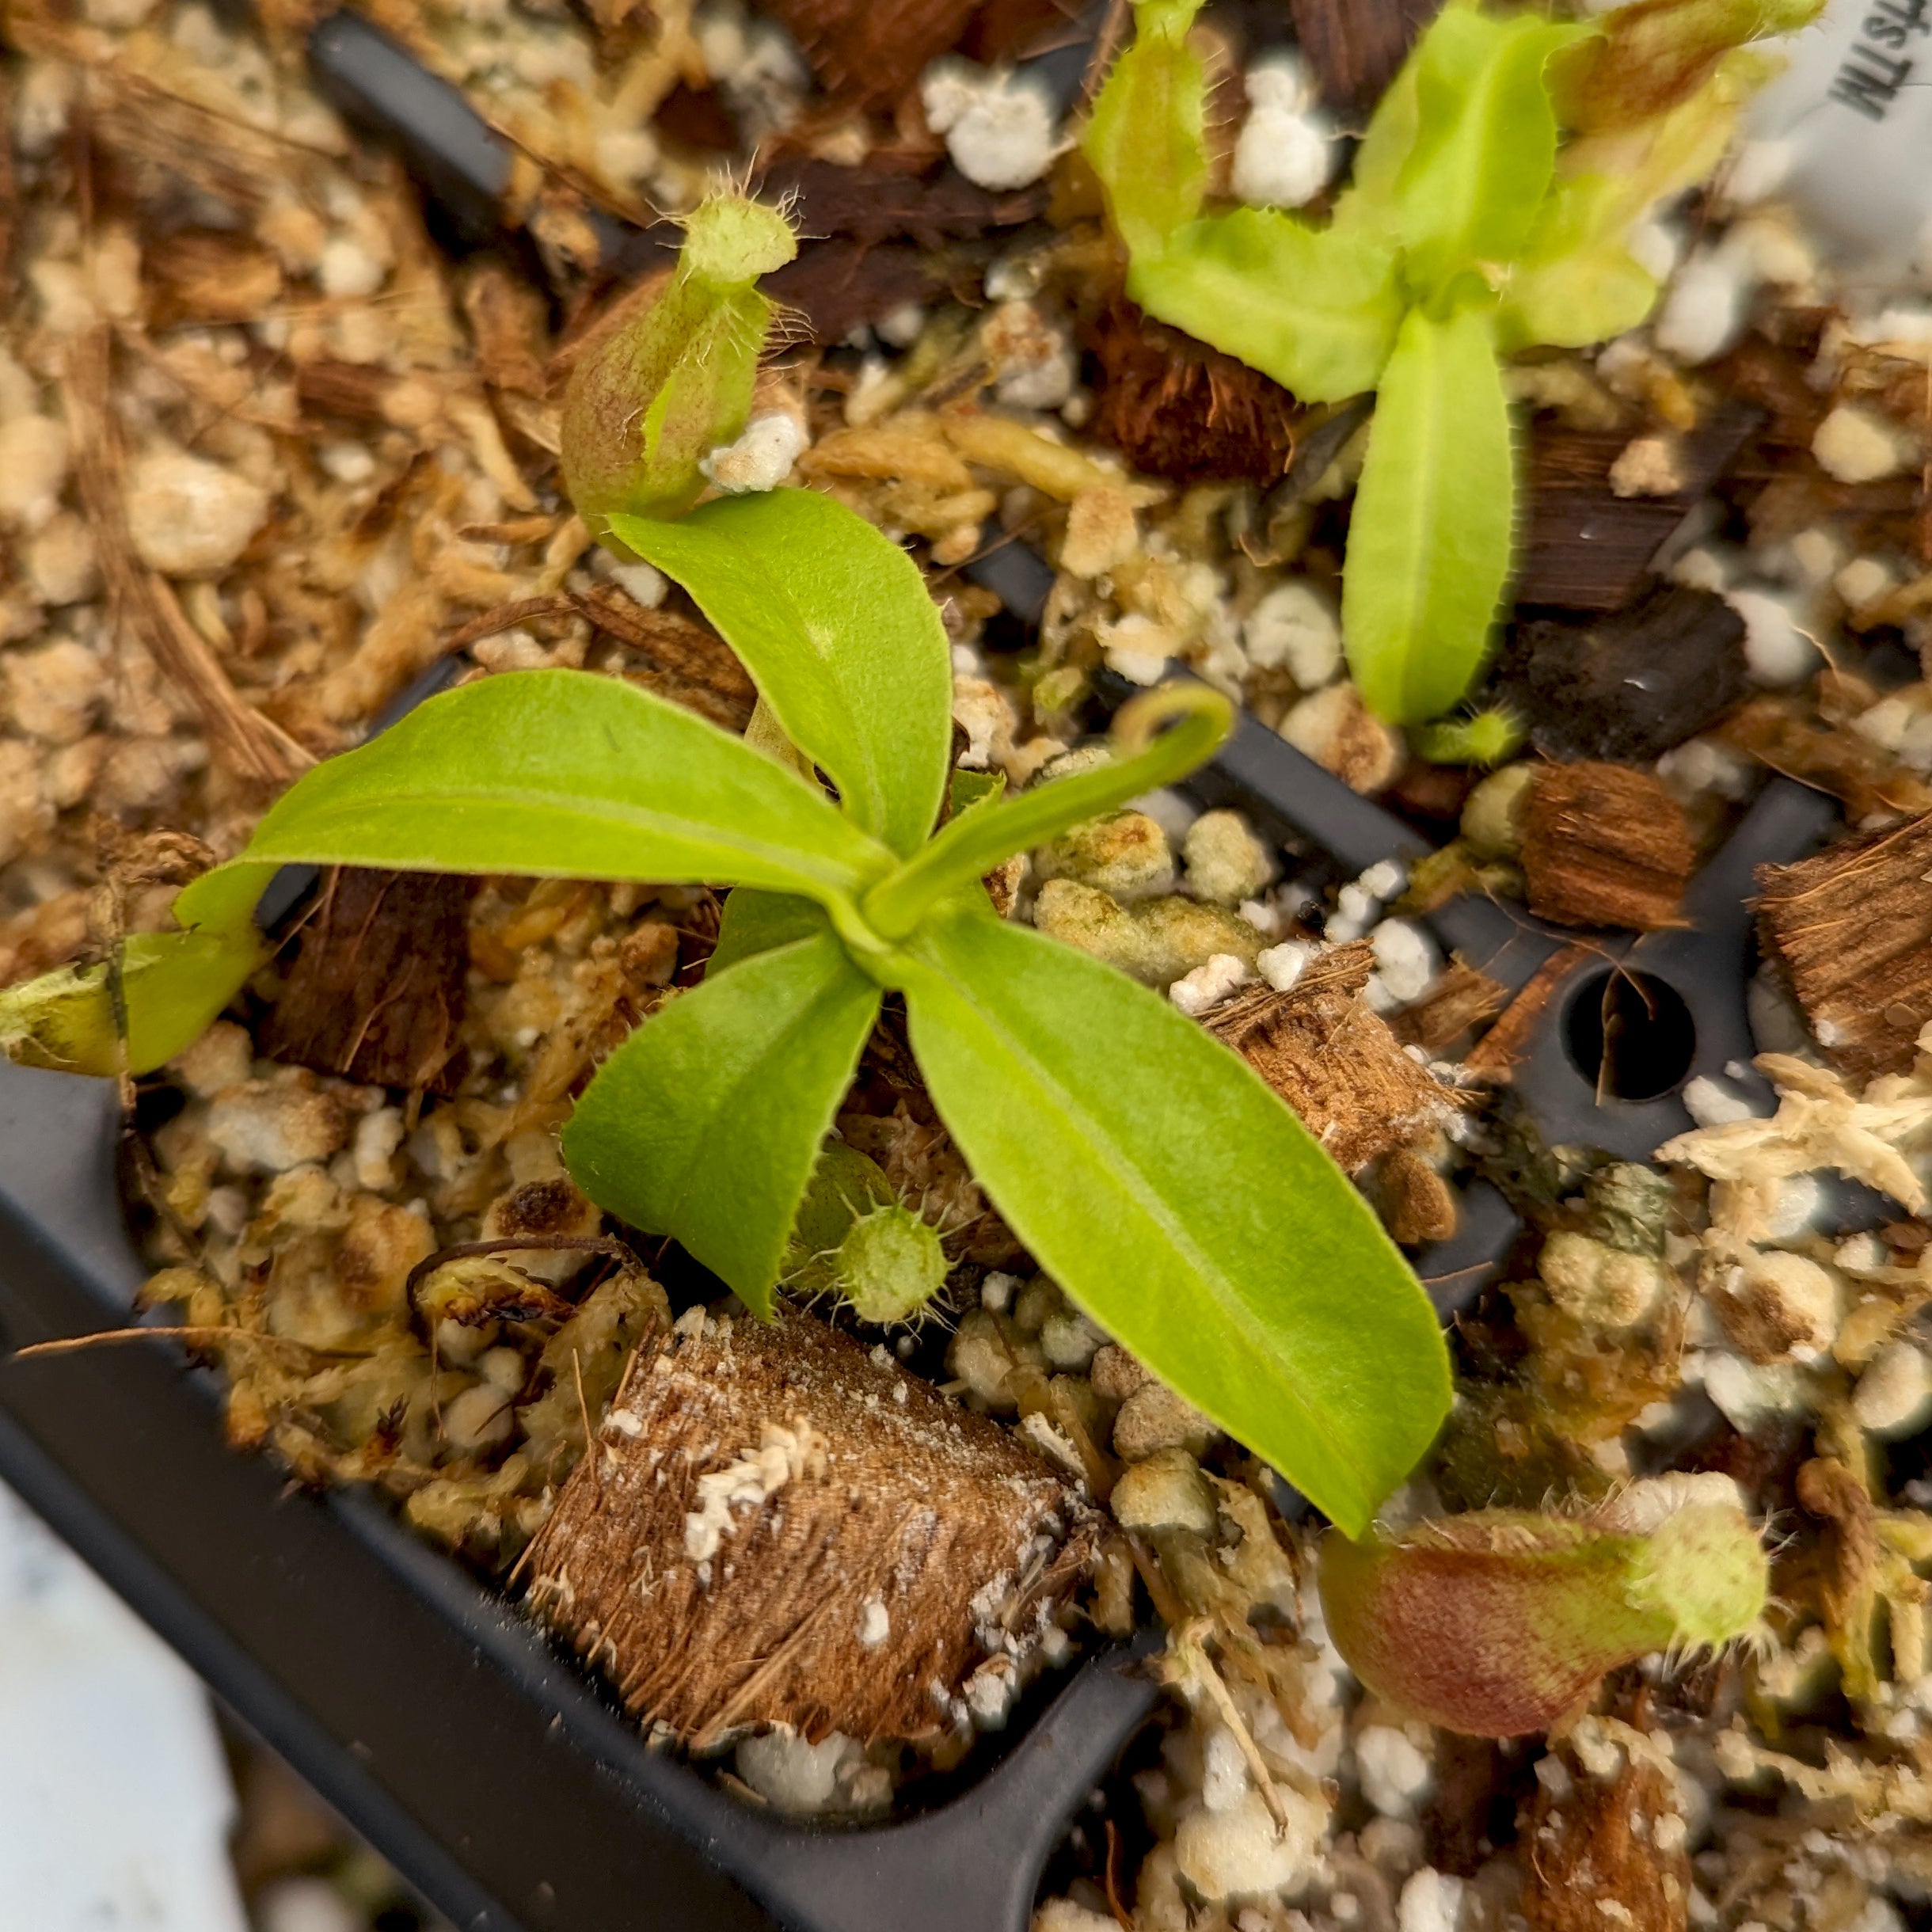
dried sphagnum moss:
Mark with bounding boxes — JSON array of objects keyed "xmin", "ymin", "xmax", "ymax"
[{"xmin": 135, "ymin": 873, "xmax": 696, "ymax": 1565}]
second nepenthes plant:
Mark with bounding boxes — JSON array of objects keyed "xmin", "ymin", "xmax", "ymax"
[
  {"xmin": 0, "ymin": 477, "xmax": 1447, "ymax": 1531},
  {"xmin": 1085, "ymin": 0, "xmax": 1819, "ymax": 732}
]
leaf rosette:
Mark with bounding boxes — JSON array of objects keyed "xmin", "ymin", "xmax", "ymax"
[{"xmin": 17, "ymin": 479, "xmax": 1450, "ymax": 1535}]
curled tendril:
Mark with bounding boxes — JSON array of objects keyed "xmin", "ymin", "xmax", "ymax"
[{"xmin": 1111, "ymin": 680, "xmax": 1235, "ymax": 760}]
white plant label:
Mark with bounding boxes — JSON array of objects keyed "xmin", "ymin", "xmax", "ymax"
[{"xmin": 1751, "ymin": 0, "xmax": 1932, "ymax": 273}]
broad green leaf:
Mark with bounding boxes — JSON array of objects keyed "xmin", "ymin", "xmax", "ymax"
[
  {"xmin": 1335, "ymin": 44, "xmax": 1423, "ymax": 236},
  {"xmin": 1342, "ymin": 304, "xmax": 1515, "ymax": 725},
  {"xmin": 174, "ymin": 669, "xmax": 893, "ymax": 922},
  {"xmin": 561, "ymin": 927, "xmax": 881, "ymax": 1314},
  {"xmin": 1496, "ymin": 173, "xmax": 1660, "ymax": 352},
  {"xmin": 1503, "ymin": 48, "xmax": 1759, "ymax": 355},
  {"xmin": 707, "ymin": 887, "xmax": 829, "ymax": 976},
  {"xmin": 1083, "ymin": 0, "xmax": 1209, "ymax": 259},
  {"xmin": 609, "ymin": 490, "xmax": 953, "ymax": 859},
  {"xmin": 1394, "ymin": 7, "xmax": 1591, "ymax": 296},
  {"xmin": 863, "ymin": 684, "xmax": 1230, "ymax": 940},
  {"xmin": 1127, "ymin": 210, "xmax": 1402, "ymax": 404},
  {"xmin": 892, "ymin": 902, "xmax": 1450, "ymax": 1535},
  {"xmin": 0, "ymin": 922, "xmax": 266, "ymax": 1078}
]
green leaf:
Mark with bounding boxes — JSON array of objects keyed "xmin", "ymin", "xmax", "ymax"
[
  {"xmin": 1341, "ymin": 304, "xmax": 1515, "ymax": 725},
  {"xmin": 177, "ymin": 669, "xmax": 892, "ymax": 922},
  {"xmin": 1126, "ymin": 210, "xmax": 1402, "ymax": 404},
  {"xmin": 863, "ymin": 683, "xmax": 1230, "ymax": 940},
  {"xmin": 948, "ymin": 766, "xmax": 1006, "ymax": 821},
  {"xmin": 707, "ymin": 887, "xmax": 829, "ymax": 976},
  {"xmin": 1082, "ymin": 0, "xmax": 1210, "ymax": 259},
  {"xmin": 1495, "ymin": 173, "xmax": 1659, "ymax": 352},
  {"xmin": 892, "ymin": 902, "xmax": 1449, "ymax": 1535},
  {"xmin": 609, "ymin": 490, "xmax": 953, "ymax": 859},
  {"xmin": 1335, "ymin": 45, "xmax": 1423, "ymax": 235},
  {"xmin": 561, "ymin": 926, "xmax": 881, "ymax": 1314},
  {"xmin": 1393, "ymin": 6, "xmax": 1591, "ymax": 296},
  {"xmin": 0, "ymin": 922, "xmax": 266, "ymax": 1078}
]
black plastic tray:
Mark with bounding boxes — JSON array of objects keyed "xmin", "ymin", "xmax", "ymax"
[
  {"xmin": 0, "ymin": 11, "xmax": 1887, "ymax": 1930},
  {"xmin": 0, "ymin": 1062, "xmax": 1165, "ymax": 1932},
  {"xmin": 0, "ymin": 732, "xmax": 1855, "ymax": 1932}
]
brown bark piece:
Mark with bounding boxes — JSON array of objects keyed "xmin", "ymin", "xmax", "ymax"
[
  {"xmin": 1378, "ymin": 1147, "xmax": 1459, "ymax": 1245},
  {"xmin": 1756, "ymin": 809, "xmax": 1932, "ymax": 1085},
  {"xmin": 762, "ymin": 157, "xmax": 1050, "ymax": 340},
  {"xmin": 1461, "ymin": 945, "xmax": 1598, "ymax": 1083},
  {"xmin": 259, "ymin": 867, "xmax": 473, "ymax": 1095},
  {"xmin": 1084, "ymin": 296, "xmax": 1303, "ymax": 484},
  {"xmin": 962, "ymin": 0, "xmax": 1077, "ymax": 63},
  {"xmin": 526, "ymin": 1309, "xmax": 1093, "ymax": 1744},
  {"xmin": 571, "ymin": 587, "xmax": 759, "ymax": 725},
  {"xmin": 1287, "ymin": 0, "xmax": 1442, "ymax": 112},
  {"xmin": 1387, "ymin": 956, "xmax": 1507, "ymax": 1055},
  {"xmin": 1496, "ymin": 586, "xmax": 1747, "ymax": 766},
  {"xmin": 1516, "ymin": 405, "xmax": 1762, "ymax": 612},
  {"xmin": 1424, "ymin": 1732, "xmax": 1522, "ymax": 1877},
  {"xmin": 461, "ymin": 262, "xmax": 551, "ymax": 399},
  {"xmin": 295, "ymin": 357, "xmax": 402, "ymax": 424},
  {"xmin": 765, "ymin": 153, "xmax": 1049, "ymax": 253},
  {"xmin": 1205, "ymin": 942, "xmax": 1459, "ymax": 1172},
  {"xmin": 1520, "ymin": 1738, "xmax": 1689, "ymax": 1932},
  {"xmin": 433, "ymin": 591, "xmax": 755, "ymax": 731},
  {"xmin": 761, "ymin": 0, "xmax": 983, "ymax": 105},
  {"xmin": 770, "ymin": 240, "xmax": 940, "ymax": 344},
  {"xmin": 1520, "ymin": 763, "xmax": 1694, "ymax": 932}
]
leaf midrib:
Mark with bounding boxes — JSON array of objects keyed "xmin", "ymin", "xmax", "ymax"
[
  {"xmin": 247, "ymin": 785, "xmax": 881, "ymax": 898},
  {"xmin": 1382, "ymin": 317, "xmax": 1449, "ymax": 721},
  {"xmin": 912, "ymin": 933, "xmax": 1352, "ymax": 1506},
  {"xmin": 659, "ymin": 953, "xmax": 877, "ymax": 1265}
]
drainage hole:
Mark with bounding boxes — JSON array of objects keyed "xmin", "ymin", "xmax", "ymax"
[{"xmin": 1561, "ymin": 969, "xmax": 1697, "ymax": 1102}]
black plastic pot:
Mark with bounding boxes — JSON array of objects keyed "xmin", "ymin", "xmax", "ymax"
[{"xmin": 0, "ymin": 1060, "xmax": 1168, "ymax": 1932}]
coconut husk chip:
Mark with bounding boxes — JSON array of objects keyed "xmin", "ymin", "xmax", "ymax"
[
  {"xmin": 524, "ymin": 1306, "xmax": 1097, "ymax": 1748},
  {"xmin": 1206, "ymin": 941, "xmax": 1464, "ymax": 1173}
]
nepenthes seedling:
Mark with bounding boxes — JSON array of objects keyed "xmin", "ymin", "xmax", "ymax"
[{"xmin": 1085, "ymin": 0, "xmax": 1820, "ymax": 733}]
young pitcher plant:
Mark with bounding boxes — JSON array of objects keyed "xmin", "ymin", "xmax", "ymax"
[
  {"xmin": 1085, "ymin": 0, "xmax": 1820, "ymax": 729},
  {"xmin": 0, "ymin": 490, "xmax": 1448, "ymax": 1534}
]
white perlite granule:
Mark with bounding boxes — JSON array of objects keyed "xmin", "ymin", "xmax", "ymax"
[
  {"xmin": 1812, "ymin": 404, "xmax": 1906, "ymax": 485},
  {"xmin": 1170, "ymin": 952, "xmax": 1251, "ymax": 1017},
  {"xmin": 1397, "ymin": 1868, "xmax": 1468, "ymax": 1932},
  {"xmin": 124, "ymin": 447, "xmax": 270, "ymax": 576},
  {"xmin": 701, "ymin": 412, "xmax": 806, "ymax": 494},
  {"xmin": 683, "ymin": 1420, "xmax": 826, "ymax": 1568},
  {"xmin": 1231, "ymin": 59, "xmax": 1334, "ymax": 209},
  {"xmin": 920, "ymin": 60, "xmax": 1058, "ymax": 192}
]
